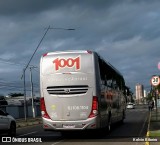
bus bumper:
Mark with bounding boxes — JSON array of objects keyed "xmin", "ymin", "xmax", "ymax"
[{"xmin": 42, "ymin": 117, "xmax": 99, "ymax": 130}]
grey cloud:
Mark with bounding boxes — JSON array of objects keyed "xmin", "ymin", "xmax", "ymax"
[
  {"xmin": 0, "ymin": 0, "xmax": 118, "ymax": 16},
  {"xmin": 0, "ymin": 0, "xmax": 160, "ymax": 95},
  {"xmin": 0, "ymin": 0, "xmax": 56, "ymax": 16}
]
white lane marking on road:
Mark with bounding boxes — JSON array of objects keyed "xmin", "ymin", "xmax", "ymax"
[
  {"xmin": 139, "ymin": 112, "xmax": 148, "ymax": 136},
  {"xmin": 51, "ymin": 140, "xmax": 64, "ymax": 145},
  {"xmin": 17, "ymin": 131, "xmax": 37, "ymax": 137},
  {"xmin": 134, "ymin": 112, "xmax": 148, "ymax": 145}
]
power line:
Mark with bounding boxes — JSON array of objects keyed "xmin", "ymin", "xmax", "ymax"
[{"xmin": 0, "ymin": 58, "xmax": 38, "ymax": 68}]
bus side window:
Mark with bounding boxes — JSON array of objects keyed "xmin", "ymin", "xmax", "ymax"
[
  {"xmin": 112, "ymin": 79, "xmax": 117, "ymax": 89},
  {"xmin": 106, "ymin": 78, "xmax": 112, "ymax": 88}
]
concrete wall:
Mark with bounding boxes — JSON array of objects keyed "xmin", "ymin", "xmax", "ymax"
[{"xmin": 0, "ymin": 105, "xmax": 41, "ymax": 119}]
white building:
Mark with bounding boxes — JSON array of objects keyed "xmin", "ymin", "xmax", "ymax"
[{"xmin": 144, "ymin": 90, "xmax": 147, "ymax": 98}]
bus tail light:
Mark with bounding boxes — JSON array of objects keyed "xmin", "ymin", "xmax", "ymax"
[
  {"xmin": 89, "ymin": 96, "xmax": 98, "ymax": 118},
  {"xmin": 40, "ymin": 97, "xmax": 51, "ymax": 119},
  {"xmin": 43, "ymin": 53, "xmax": 48, "ymax": 57}
]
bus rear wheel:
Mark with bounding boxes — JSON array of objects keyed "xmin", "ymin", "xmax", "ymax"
[{"xmin": 119, "ymin": 111, "xmax": 125, "ymax": 124}]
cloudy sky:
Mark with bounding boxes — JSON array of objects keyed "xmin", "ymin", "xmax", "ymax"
[{"xmin": 0, "ymin": 0, "xmax": 160, "ymax": 96}]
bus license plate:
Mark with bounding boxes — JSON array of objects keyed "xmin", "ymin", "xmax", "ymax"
[{"xmin": 63, "ymin": 124, "xmax": 75, "ymax": 128}]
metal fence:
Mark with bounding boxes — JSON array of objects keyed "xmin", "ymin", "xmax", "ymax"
[{"xmin": 0, "ymin": 105, "xmax": 41, "ymax": 119}]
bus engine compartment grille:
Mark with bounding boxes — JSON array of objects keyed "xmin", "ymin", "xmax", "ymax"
[{"xmin": 46, "ymin": 85, "xmax": 89, "ymax": 95}]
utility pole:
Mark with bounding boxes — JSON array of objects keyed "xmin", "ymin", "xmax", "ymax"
[
  {"xmin": 23, "ymin": 68, "xmax": 27, "ymax": 120},
  {"xmin": 30, "ymin": 67, "xmax": 36, "ymax": 118},
  {"xmin": 21, "ymin": 26, "xmax": 75, "ymax": 121}
]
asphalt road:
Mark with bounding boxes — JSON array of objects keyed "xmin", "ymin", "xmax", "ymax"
[{"xmin": 1, "ymin": 105, "xmax": 150, "ymax": 145}]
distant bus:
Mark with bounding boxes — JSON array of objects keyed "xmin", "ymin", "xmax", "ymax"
[{"xmin": 40, "ymin": 50, "xmax": 126, "ymax": 132}]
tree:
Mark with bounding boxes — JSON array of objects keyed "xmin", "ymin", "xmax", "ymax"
[
  {"xmin": 151, "ymin": 84, "xmax": 160, "ymax": 99},
  {"xmin": 0, "ymin": 94, "xmax": 8, "ymax": 106},
  {"xmin": 156, "ymin": 84, "xmax": 160, "ymax": 94},
  {"xmin": 146, "ymin": 92, "xmax": 153, "ymax": 102},
  {"xmin": 8, "ymin": 93, "xmax": 24, "ymax": 97},
  {"xmin": 0, "ymin": 94, "xmax": 5, "ymax": 100},
  {"xmin": 0, "ymin": 100, "xmax": 8, "ymax": 106}
]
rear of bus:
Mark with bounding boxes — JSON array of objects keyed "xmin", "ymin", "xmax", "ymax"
[{"xmin": 40, "ymin": 50, "xmax": 100, "ymax": 131}]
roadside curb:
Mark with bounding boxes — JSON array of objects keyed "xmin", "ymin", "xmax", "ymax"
[{"xmin": 145, "ymin": 111, "xmax": 151, "ymax": 145}]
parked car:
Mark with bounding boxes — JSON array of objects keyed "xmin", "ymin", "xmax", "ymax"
[
  {"xmin": 0, "ymin": 109, "xmax": 16, "ymax": 136},
  {"xmin": 127, "ymin": 103, "xmax": 135, "ymax": 109}
]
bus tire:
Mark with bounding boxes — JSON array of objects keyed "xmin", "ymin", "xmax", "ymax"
[
  {"xmin": 119, "ymin": 110, "xmax": 125, "ymax": 124},
  {"xmin": 8, "ymin": 122, "xmax": 16, "ymax": 137}
]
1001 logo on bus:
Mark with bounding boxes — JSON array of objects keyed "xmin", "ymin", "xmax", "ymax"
[{"xmin": 53, "ymin": 56, "xmax": 80, "ymax": 71}]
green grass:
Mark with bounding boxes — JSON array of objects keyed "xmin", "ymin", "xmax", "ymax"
[{"xmin": 149, "ymin": 131, "xmax": 160, "ymax": 137}]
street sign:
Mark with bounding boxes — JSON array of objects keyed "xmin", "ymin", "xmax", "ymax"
[{"xmin": 151, "ymin": 76, "xmax": 160, "ymax": 86}]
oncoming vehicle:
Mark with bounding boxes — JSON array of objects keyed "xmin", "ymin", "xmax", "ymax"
[
  {"xmin": 127, "ymin": 103, "xmax": 135, "ymax": 109},
  {"xmin": 0, "ymin": 109, "xmax": 16, "ymax": 136},
  {"xmin": 40, "ymin": 50, "xmax": 126, "ymax": 132}
]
